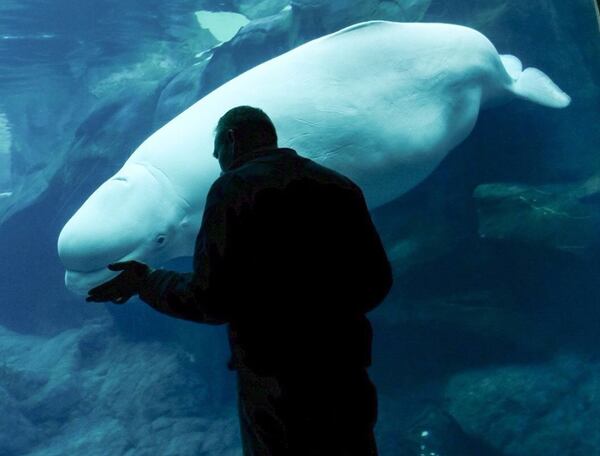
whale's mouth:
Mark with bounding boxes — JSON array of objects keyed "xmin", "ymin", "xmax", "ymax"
[{"xmin": 65, "ymin": 267, "xmax": 121, "ymax": 297}]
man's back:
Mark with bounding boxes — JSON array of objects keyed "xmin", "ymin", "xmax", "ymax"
[
  {"xmin": 205, "ymin": 147, "xmax": 392, "ymax": 374},
  {"xmin": 202, "ymin": 146, "xmax": 391, "ymax": 455}
]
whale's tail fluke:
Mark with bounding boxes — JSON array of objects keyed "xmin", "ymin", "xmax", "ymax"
[{"xmin": 500, "ymin": 54, "xmax": 571, "ymax": 109}]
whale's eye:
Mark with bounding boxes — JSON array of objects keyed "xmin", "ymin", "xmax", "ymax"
[{"xmin": 156, "ymin": 235, "xmax": 166, "ymax": 245}]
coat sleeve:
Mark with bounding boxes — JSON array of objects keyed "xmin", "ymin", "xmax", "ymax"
[
  {"xmin": 138, "ymin": 174, "xmax": 249, "ymax": 325},
  {"xmin": 345, "ymin": 183, "xmax": 393, "ymax": 313}
]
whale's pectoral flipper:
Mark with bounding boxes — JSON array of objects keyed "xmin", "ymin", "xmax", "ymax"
[
  {"xmin": 513, "ymin": 67, "xmax": 571, "ymax": 109},
  {"xmin": 500, "ymin": 54, "xmax": 571, "ymax": 109}
]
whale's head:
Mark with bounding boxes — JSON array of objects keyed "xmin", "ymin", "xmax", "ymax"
[{"xmin": 58, "ymin": 162, "xmax": 196, "ymax": 295}]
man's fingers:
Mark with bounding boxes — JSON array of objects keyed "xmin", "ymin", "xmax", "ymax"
[
  {"xmin": 87, "ymin": 287, "xmax": 118, "ymax": 301},
  {"xmin": 108, "ymin": 261, "xmax": 135, "ymax": 271},
  {"xmin": 87, "ymin": 293, "xmax": 130, "ymax": 304},
  {"xmin": 88, "ymin": 273, "xmax": 127, "ymax": 295},
  {"xmin": 88, "ymin": 278, "xmax": 122, "ymax": 297},
  {"xmin": 86, "ymin": 292, "xmax": 115, "ymax": 302},
  {"xmin": 87, "ymin": 283, "xmax": 115, "ymax": 297},
  {"xmin": 86, "ymin": 294, "xmax": 104, "ymax": 302},
  {"xmin": 112, "ymin": 295, "xmax": 130, "ymax": 304},
  {"xmin": 86, "ymin": 264, "xmax": 140, "ymax": 303}
]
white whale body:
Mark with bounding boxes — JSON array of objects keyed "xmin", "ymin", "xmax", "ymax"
[{"xmin": 58, "ymin": 21, "xmax": 570, "ymax": 295}]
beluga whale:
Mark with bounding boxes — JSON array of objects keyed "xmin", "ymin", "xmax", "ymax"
[{"xmin": 58, "ymin": 21, "xmax": 571, "ymax": 295}]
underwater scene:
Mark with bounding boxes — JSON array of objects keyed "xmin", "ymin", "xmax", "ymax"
[{"xmin": 1, "ymin": 0, "xmax": 599, "ymax": 454}]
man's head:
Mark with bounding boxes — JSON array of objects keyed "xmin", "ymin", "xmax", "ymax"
[{"xmin": 213, "ymin": 106, "xmax": 278, "ymax": 172}]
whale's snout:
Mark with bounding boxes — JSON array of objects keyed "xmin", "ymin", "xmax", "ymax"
[
  {"xmin": 58, "ymin": 214, "xmax": 137, "ymax": 295},
  {"xmin": 64, "ymin": 268, "xmax": 119, "ymax": 296},
  {"xmin": 57, "ymin": 164, "xmax": 192, "ymax": 294},
  {"xmin": 57, "ymin": 176, "xmax": 148, "ymax": 274},
  {"xmin": 58, "ymin": 218, "xmax": 136, "ymax": 273}
]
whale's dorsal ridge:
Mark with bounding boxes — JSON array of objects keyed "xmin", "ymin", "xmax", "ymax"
[{"xmin": 323, "ymin": 20, "xmax": 397, "ymax": 39}]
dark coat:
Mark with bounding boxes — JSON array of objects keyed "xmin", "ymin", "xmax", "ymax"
[{"xmin": 139, "ymin": 147, "xmax": 393, "ymax": 374}]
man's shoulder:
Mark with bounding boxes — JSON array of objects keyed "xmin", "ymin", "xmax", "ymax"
[
  {"xmin": 302, "ymin": 158, "xmax": 359, "ymax": 191},
  {"xmin": 252, "ymin": 148, "xmax": 358, "ymax": 189},
  {"xmin": 218, "ymin": 148, "xmax": 361, "ymax": 198},
  {"xmin": 206, "ymin": 172, "xmax": 251, "ymax": 208},
  {"xmin": 211, "ymin": 171, "xmax": 247, "ymax": 189}
]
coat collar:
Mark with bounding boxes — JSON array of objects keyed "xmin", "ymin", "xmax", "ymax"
[{"xmin": 228, "ymin": 146, "xmax": 298, "ymax": 171}]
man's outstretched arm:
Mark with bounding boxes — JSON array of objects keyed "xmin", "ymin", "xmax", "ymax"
[
  {"xmin": 137, "ymin": 269, "xmax": 228, "ymax": 325},
  {"xmin": 87, "ymin": 174, "xmax": 248, "ymax": 325}
]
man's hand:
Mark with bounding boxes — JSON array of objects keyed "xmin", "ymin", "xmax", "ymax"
[{"xmin": 86, "ymin": 261, "xmax": 151, "ymax": 304}]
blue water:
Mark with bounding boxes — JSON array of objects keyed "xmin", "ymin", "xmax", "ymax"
[{"xmin": 1, "ymin": 1, "xmax": 599, "ymax": 455}]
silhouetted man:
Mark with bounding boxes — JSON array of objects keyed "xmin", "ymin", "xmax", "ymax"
[{"xmin": 87, "ymin": 106, "xmax": 393, "ymax": 455}]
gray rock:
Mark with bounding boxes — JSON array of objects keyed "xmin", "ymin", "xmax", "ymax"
[
  {"xmin": 200, "ymin": 8, "xmax": 295, "ymax": 94},
  {"xmin": 474, "ymin": 176, "xmax": 600, "ymax": 259},
  {"xmin": 153, "ymin": 58, "xmax": 212, "ymax": 129},
  {"xmin": 395, "ymin": 406, "xmax": 502, "ymax": 455},
  {"xmin": 291, "ymin": 0, "xmax": 431, "ymax": 41},
  {"xmin": 445, "ymin": 354, "xmax": 600, "ymax": 455},
  {"xmin": 24, "ymin": 375, "xmax": 83, "ymax": 423},
  {"xmin": 0, "ymin": 321, "xmax": 240, "ymax": 456},
  {"xmin": 0, "ymin": 386, "xmax": 40, "ymax": 454},
  {"xmin": 68, "ymin": 84, "xmax": 162, "ymax": 166},
  {"xmin": 28, "ymin": 417, "xmax": 135, "ymax": 456},
  {"xmin": 368, "ymin": 176, "xmax": 526, "ymax": 349},
  {"xmin": 232, "ymin": 0, "xmax": 289, "ymax": 19}
]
